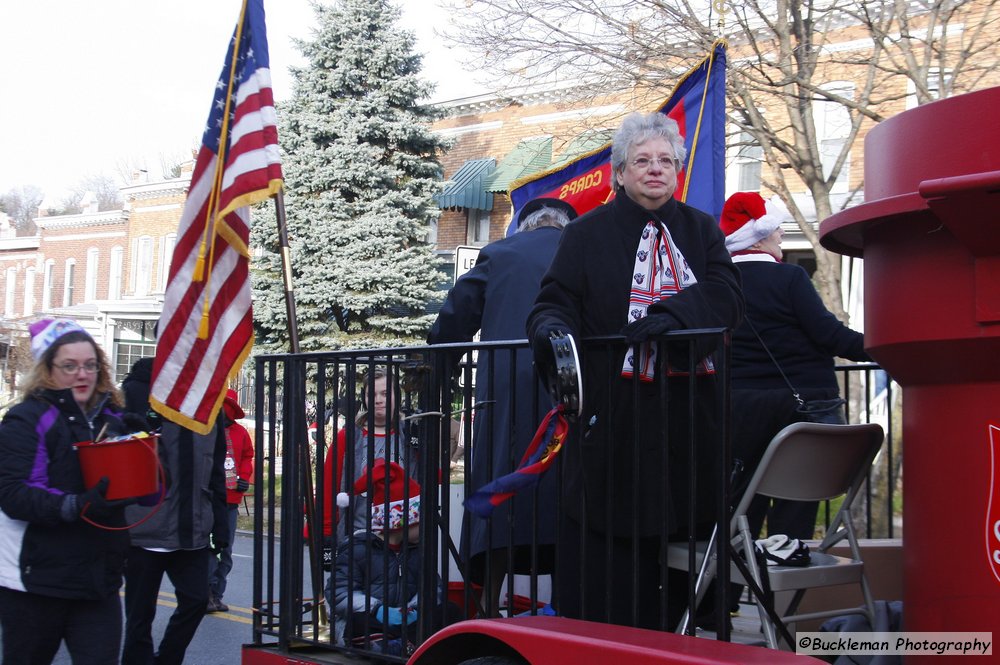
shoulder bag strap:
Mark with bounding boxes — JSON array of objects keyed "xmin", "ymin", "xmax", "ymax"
[{"xmin": 745, "ymin": 315, "xmax": 804, "ymax": 407}]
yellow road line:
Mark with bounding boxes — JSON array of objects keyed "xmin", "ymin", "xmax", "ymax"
[{"xmin": 117, "ymin": 590, "xmax": 254, "ymax": 625}]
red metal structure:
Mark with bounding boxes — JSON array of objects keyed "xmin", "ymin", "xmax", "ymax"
[{"xmin": 822, "ymin": 87, "xmax": 1000, "ymax": 640}]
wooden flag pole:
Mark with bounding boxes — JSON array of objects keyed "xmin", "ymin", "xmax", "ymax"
[
  {"xmin": 273, "ymin": 191, "xmax": 327, "ymax": 626},
  {"xmin": 274, "ymin": 190, "xmax": 300, "ymax": 353}
]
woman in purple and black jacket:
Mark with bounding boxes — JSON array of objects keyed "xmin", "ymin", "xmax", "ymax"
[{"xmin": 0, "ymin": 318, "xmax": 131, "ymax": 665}]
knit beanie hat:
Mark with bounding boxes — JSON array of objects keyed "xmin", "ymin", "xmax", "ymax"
[
  {"xmin": 29, "ymin": 318, "xmax": 89, "ymax": 361},
  {"xmin": 338, "ymin": 458, "xmax": 420, "ymax": 531},
  {"xmin": 223, "ymin": 388, "xmax": 245, "ymax": 421},
  {"xmin": 720, "ymin": 192, "xmax": 793, "ymax": 254}
]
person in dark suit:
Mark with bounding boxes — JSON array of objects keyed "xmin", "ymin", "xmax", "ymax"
[
  {"xmin": 428, "ymin": 197, "xmax": 576, "ymax": 615},
  {"xmin": 720, "ymin": 191, "xmax": 871, "ymax": 540}
]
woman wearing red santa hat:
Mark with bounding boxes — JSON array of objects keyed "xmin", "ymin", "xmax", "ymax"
[{"xmin": 721, "ymin": 191, "xmax": 871, "ymax": 540}]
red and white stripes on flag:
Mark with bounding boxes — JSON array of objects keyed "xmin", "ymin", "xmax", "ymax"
[{"xmin": 150, "ymin": 0, "xmax": 282, "ymax": 435}]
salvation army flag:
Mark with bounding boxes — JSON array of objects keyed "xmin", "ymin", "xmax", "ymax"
[
  {"xmin": 464, "ymin": 405, "xmax": 569, "ymax": 518},
  {"xmin": 150, "ymin": 0, "xmax": 283, "ymax": 434},
  {"xmin": 507, "ymin": 40, "xmax": 727, "ymax": 235}
]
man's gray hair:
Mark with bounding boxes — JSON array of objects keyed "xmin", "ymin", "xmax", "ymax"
[
  {"xmin": 610, "ymin": 112, "xmax": 687, "ymax": 193},
  {"xmin": 518, "ymin": 205, "xmax": 573, "ymax": 232}
]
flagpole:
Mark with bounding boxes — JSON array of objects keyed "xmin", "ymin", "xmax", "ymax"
[
  {"xmin": 272, "ymin": 189, "xmax": 326, "ymax": 625},
  {"xmin": 274, "ymin": 190, "xmax": 300, "ymax": 353}
]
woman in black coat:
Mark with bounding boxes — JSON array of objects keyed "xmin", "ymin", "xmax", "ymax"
[
  {"xmin": 527, "ymin": 112, "xmax": 743, "ymax": 630},
  {"xmin": 720, "ymin": 191, "xmax": 871, "ymax": 540},
  {"xmin": 0, "ymin": 319, "xmax": 130, "ymax": 665}
]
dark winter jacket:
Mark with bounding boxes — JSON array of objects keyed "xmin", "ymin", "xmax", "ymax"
[
  {"xmin": 527, "ymin": 194, "xmax": 744, "ymax": 536},
  {"xmin": 427, "ymin": 226, "xmax": 560, "ymax": 566},
  {"xmin": 122, "ymin": 356, "xmax": 161, "ymax": 430},
  {"xmin": 0, "ymin": 389, "xmax": 130, "ymax": 599},
  {"xmin": 329, "ymin": 531, "xmax": 441, "ymax": 618},
  {"xmin": 125, "ymin": 418, "xmax": 228, "ymax": 551},
  {"xmin": 731, "ymin": 256, "xmax": 870, "ymax": 392}
]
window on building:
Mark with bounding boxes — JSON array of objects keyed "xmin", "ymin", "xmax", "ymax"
[
  {"xmin": 23, "ymin": 267, "xmax": 35, "ymax": 316},
  {"xmin": 159, "ymin": 233, "xmax": 176, "ymax": 292},
  {"xmin": 736, "ymin": 131, "xmax": 763, "ymax": 191},
  {"xmin": 815, "ymin": 82, "xmax": 854, "ymax": 194},
  {"xmin": 906, "ymin": 67, "xmax": 953, "ymax": 109},
  {"xmin": 427, "ymin": 216, "xmax": 439, "ymax": 246},
  {"xmin": 115, "ymin": 341, "xmax": 156, "ymax": 379},
  {"xmin": 109, "ymin": 246, "xmax": 124, "ymax": 299},
  {"xmin": 133, "ymin": 236, "xmax": 154, "ymax": 297},
  {"xmin": 42, "ymin": 260, "xmax": 54, "ymax": 311},
  {"xmin": 84, "ymin": 247, "xmax": 99, "ymax": 302},
  {"xmin": 466, "ymin": 209, "xmax": 491, "ymax": 246},
  {"xmin": 5, "ymin": 268, "xmax": 16, "ymax": 317},
  {"xmin": 63, "ymin": 259, "xmax": 75, "ymax": 307}
]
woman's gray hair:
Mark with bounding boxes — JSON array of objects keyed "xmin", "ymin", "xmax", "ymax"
[
  {"xmin": 610, "ymin": 112, "xmax": 687, "ymax": 192},
  {"xmin": 518, "ymin": 205, "xmax": 572, "ymax": 232}
]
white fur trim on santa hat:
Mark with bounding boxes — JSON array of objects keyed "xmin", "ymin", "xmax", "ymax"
[
  {"xmin": 336, "ymin": 492, "xmax": 350, "ymax": 509},
  {"xmin": 724, "ymin": 196, "xmax": 793, "ymax": 253}
]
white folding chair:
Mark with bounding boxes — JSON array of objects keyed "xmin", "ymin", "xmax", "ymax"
[{"xmin": 666, "ymin": 421, "xmax": 884, "ymax": 649}]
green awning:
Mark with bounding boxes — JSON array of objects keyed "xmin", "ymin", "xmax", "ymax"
[
  {"xmin": 483, "ymin": 137, "xmax": 553, "ymax": 193},
  {"xmin": 551, "ymin": 129, "xmax": 614, "ymax": 167},
  {"xmin": 436, "ymin": 158, "xmax": 495, "ymax": 211}
]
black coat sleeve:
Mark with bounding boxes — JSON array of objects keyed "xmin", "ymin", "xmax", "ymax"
[
  {"xmin": 210, "ymin": 419, "xmax": 229, "ymax": 538},
  {"xmin": 787, "ymin": 267, "xmax": 870, "ymax": 362},
  {"xmin": 427, "ymin": 248, "xmax": 491, "ymax": 344}
]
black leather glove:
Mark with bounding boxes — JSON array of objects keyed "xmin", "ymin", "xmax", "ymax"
[
  {"xmin": 122, "ymin": 412, "xmax": 151, "ymax": 433},
  {"xmin": 209, "ymin": 532, "xmax": 228, "ymax": 557},
  {"xmin": 531, "ymin": 323, "xmax": 565, "ymax": 375},
  {"xmin": 322, "ymin": 537, "xmax": 334, "ymax": 572},
  {"xmin": 621, "ymin": 312, "xmax": 680, "ymax": 343},
  {"xmin": 235, "ymin": 478, "xmax": 250, "ymax": 493},
  {"xmin": 68, "ymin": 477, "xmax": 130, "ymax": 521}
]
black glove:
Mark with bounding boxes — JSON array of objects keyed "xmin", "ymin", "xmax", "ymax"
[
  {"xmin": 531, "ymin": 324, "xmax": 565, "ymax": 375},
  {"xmin": 322, "ymin": 537, "xmax": 334, "ymax": 572},
  {"xmin": 235, "ymin": 478, "xmax": 250, "ymax": 493},
  {"xmin": 209, "ymin": 532, "xmax": 228, "ymax": 557},
  {"xmin": 122, "ymin": 412, "xmax": 151, "ymax": 433},
  {"xmin": 70, "ymin": 477, "xmax": 130, "ymax": 521},
  {"xmin": 621, "ymin": 312, "xmax": 680, "ymax": 343}
]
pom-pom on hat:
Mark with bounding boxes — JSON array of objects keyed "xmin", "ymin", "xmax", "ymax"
[
  {"xmin": 223, "ymin": 388, "xmax": 245, "ymax": 421},
  {"xmin": 720, "ymin": 192, "xmax": 793, "ymax": 254},
  {"xmin": 29, "ymin": 318, "xmax": 89, "ymax": 361},
  {"xmin": 339, "ymin": 458, "xmax": 421, "ymax": 531}
]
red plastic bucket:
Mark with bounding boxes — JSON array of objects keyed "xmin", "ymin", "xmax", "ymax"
[{"xmin": 74, "ymin": 434, "xmax": 160, "ymax": 500}]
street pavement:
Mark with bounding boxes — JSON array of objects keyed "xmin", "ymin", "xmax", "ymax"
[{"xmin": 45, "ymin": 531, "xmax": 258, "ymax": 665}]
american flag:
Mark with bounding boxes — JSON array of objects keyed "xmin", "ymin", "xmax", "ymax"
[{"xmin": 150, "ymin": 0, "xmax": 282, "ymax": 435}]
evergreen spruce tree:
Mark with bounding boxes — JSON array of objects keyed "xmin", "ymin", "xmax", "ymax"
[{"xmin": 252, "ymin": 0, "xmax": 448, "ymax": 352}]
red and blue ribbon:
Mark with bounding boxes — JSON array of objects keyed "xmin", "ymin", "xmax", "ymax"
[{"xmin": 464, "ymin": 405, "xmax": 569, "ymax": 518}]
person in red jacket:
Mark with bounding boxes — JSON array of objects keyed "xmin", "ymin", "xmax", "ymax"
[{"xmin": 207, "ymin": 389, "xmax": 254, "ymax": 613}]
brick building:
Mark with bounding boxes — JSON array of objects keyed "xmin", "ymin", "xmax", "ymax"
[{"xmin": 0, "ymin": 169, "xmax": 193, "ymax": 399}]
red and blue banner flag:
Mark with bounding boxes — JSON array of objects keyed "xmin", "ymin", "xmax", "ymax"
[
  {"xmin": 464, "ymin": 405, "xmax": 569, "ymax": 518},
  {"xmin": 507, "ymin": 41, "xmax": 727, "ymax": 235}
]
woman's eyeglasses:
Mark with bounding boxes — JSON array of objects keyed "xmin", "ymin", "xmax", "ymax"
[
  {"xmin": 630, "ymin": 156, "xmax": 678, "ymax": 170},
  {"xmin": 55, "ymin": 361, "xmax": 100, "ymax": 375}
]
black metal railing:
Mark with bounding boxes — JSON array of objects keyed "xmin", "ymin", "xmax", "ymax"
[{"xmin": 248, "ymin": 335, "xmax": 898, "ymax": 662}]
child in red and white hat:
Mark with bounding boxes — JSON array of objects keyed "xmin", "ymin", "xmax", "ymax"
[{"xmin": 326, "ymin": 459, "xmax": 443, "ymax": 656}]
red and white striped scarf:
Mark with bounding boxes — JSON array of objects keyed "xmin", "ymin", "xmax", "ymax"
[{"xmin": 622, "ymin": 220, "xmax": 713, "ymax": 380}]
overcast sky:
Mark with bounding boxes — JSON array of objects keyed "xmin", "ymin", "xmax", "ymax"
[{"xmin": 0, "ymin": 0, "xmax": 485, "ymax": 199}]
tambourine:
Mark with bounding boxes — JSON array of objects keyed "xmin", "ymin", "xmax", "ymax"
[{"xmin": 547, "ymin": 330, "xmax": 583, "ymax": 420}]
